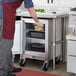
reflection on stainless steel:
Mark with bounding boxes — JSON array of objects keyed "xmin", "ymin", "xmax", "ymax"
[
  {"xmin": 47, "ymin": 0, "xmax": 53, "ymax": 3},
  {"xmin": 47, "ymin": 0, "xmax": 49, "ymax": 3}
]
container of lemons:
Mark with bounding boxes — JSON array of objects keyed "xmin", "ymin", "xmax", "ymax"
[{"xmin": 34, "ymin": 25, "xmax": 44, "ymax": 31}]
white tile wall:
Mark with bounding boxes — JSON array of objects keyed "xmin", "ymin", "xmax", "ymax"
[
  {"xmin": 31, "ymin": 0, "xmax": 76, "ymax": 13},
  {"xmin": 17, "ymin": 0, "xmax": 76, "ymax": 13},
  {"xmin": 54, "ymin": 0, "xmax": 76, "ymax": 7},
  {"xmin": 32, "ymin": 0, "xmax": 47, "ymax": 5},
  {"xmin": 32, "ymin": 0, "xmax": 76, "ymax": 7}
]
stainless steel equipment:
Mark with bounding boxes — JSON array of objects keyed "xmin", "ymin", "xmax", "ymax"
[{"xmin": 19, "ymin": 17, "xmax": 64, "ymax": 71}]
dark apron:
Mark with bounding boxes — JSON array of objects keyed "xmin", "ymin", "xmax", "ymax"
[{"xmin": 1, "ymin": 0, "xmax": 23, "ymax": 39}]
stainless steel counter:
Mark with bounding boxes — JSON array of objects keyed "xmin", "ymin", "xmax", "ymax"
[{"xmin": 16, "ymin": 9, "xmax": 68, "ymax": 70}]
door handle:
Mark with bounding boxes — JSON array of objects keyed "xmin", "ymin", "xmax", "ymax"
[{"xmin": 69, "ymin": 55, "xmax": 76, "ymax": 57}]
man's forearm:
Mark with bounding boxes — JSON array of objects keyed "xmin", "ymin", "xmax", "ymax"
[{"xmin": 28, "ymin": 7, "xmax": 39, "ymax": 23}]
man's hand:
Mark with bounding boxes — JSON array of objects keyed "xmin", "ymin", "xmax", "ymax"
[
  {"xmin": 28, "ymin": 8, "xmax": 44, "ymax": 27},
  {"xmin": 36, "ymin": 22, "xmax": 44, "ymax": 27},
  {"xmin": 35, "ymin": 22, "xmax": 44, "ymax": 31}
]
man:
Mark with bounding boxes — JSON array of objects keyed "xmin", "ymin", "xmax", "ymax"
[{"xmin": 0, "ymin": 0, "xmax": 43, "ymax": 76}]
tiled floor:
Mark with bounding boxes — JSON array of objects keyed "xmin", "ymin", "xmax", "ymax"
[{"xmin": 14, "ymin": 58, "xmax": 72, "ymax": 76}]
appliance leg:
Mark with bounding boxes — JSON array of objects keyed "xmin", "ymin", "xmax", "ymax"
[
  {"xmin": 41, "ymin": 61, "xmax": 48, "ymax": 71},
  {"xmin": 72, "ymin": 73, "xmax": 76, "ymax": 76},
  {"xmin": 12, "ymin": 54, "xmax": 15, "ymax": 63},
  {"xmin": 75, "ymin": 74, "xmax": 76, "ymax": 76}
]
